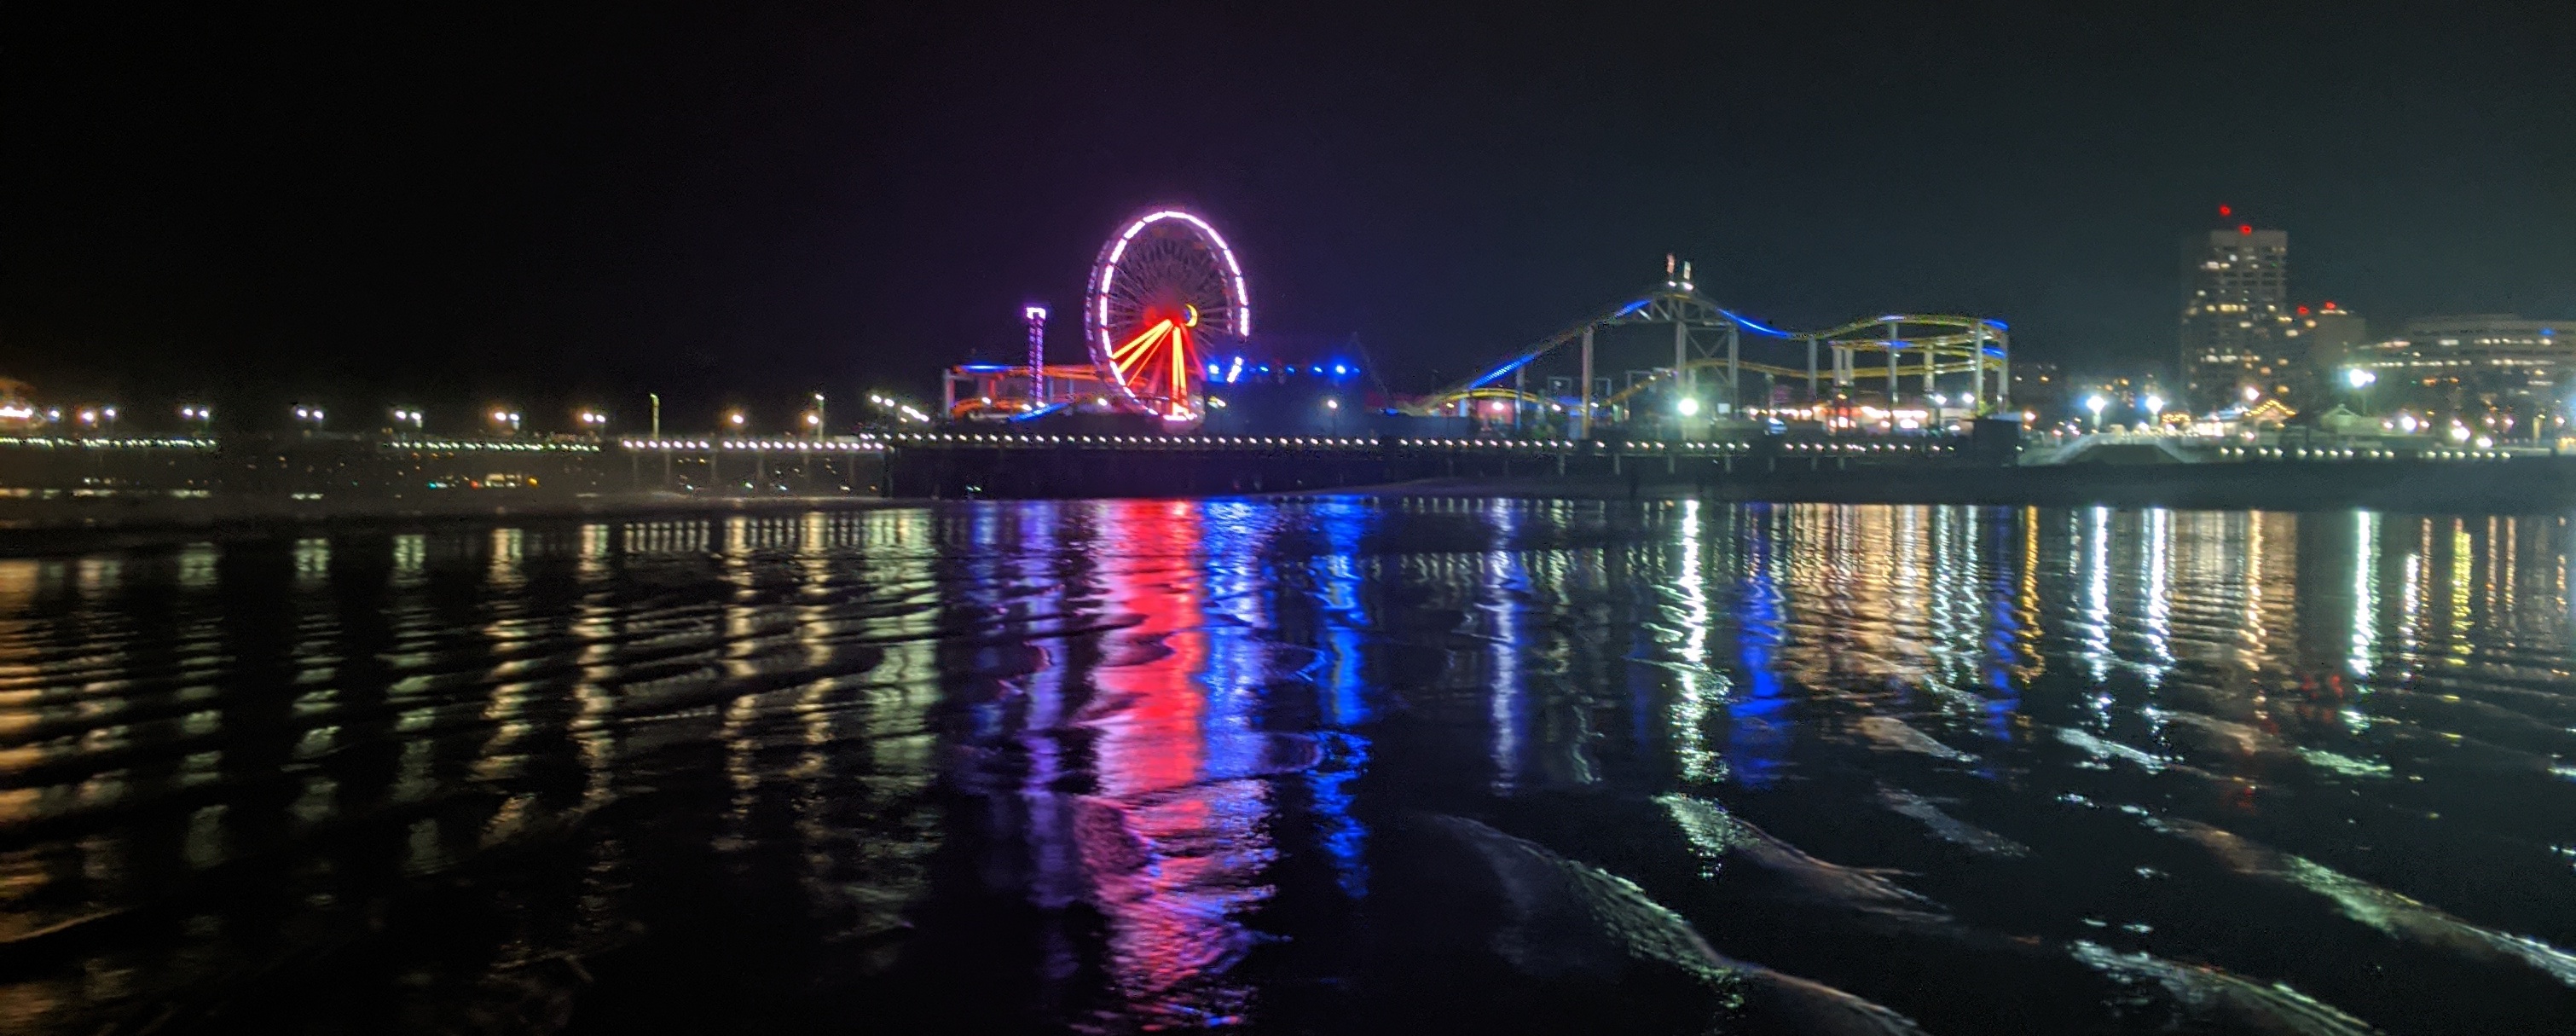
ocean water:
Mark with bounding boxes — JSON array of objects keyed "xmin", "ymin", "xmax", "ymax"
[{"xmin": 0, "ymin": 500, "xmax": 2568, "ymax": 1033}]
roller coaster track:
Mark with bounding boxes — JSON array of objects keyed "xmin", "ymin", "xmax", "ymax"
[
  {"xmin": 1595, "ymin": 356, "xmax": 1992, "ymax": 408},
  {"xmin": 1404, "ymin": 281, "xmax": 2010, "ymax": 419}
]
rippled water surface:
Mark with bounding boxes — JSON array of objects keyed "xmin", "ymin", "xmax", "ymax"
[{"xmin": 1, "ymin": 500, "xmax": 2572, "ymax": 1034}]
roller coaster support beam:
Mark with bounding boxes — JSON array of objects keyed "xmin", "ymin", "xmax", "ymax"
[
  {"xmin": 1726, "ymin": 325, "xmax": 1740, "ymax": 417},
  {"xmin": 1971, "ymin": 324, "xmax": 1989, "ymax": 413},
  {"xmin": 1577, "ymin": 325, "xmax": 1595, "ymax": 439},
  {"xmin": 1884, "ymin": 317, "xmax": 1900, "ymax": 400},
  {"xmin": 1672, "ymin": 315, "xmax": 1688, "ymax": 417},
  {"xmin": 1514, "ymin": 363, "xmax": 1526, "ymax": 433},
  {"xmin": 1999, "ymin": 330, "xmax": 2012, "ymax": 408}
]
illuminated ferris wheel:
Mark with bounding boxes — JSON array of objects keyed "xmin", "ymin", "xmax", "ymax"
[{"xmin": 1084, "ymin": 209, "xmax": 1249, "ymax": 422}]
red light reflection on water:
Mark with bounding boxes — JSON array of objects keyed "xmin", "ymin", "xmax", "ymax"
[{"xmin": 1073, "ymin": 500, "xmax": 1271, "ymax": 1026}]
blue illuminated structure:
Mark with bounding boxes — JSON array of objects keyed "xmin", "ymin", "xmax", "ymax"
[
  {"xmin": 1406, "ymin": 275, "xmax": 2014, "ymax": 424},
  {"xmin": 1719, "ymin": 310, "xmax": 1795, "ymax": 338}
]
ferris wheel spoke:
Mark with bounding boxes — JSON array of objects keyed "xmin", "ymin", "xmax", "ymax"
[
  {"xmin": 1085, "ymin": 211, "xmax": 1242, "ymax": 420},
  {"xmin": 1111, "ymin": 321, "xmax": 1171, "ymax": 362}
]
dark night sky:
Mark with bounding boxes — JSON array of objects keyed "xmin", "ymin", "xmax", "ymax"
[{"xmin": 7, "ymin": 3, "xmax": 2573, "ymax": 431}]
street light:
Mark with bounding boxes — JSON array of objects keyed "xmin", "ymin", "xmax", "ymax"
[
  {"xmin": 391, "ymin": 408, "xmax": 425, "ymax": 431},
  {"xmin": 2084, "ymin": 393, "xmax": 2108, "ymax": 430},
  {"xmin": 2143, "ymin": 393, "xmax": 2166, "ymax": 429},
  {"xmin": 1676, "ymin": 396, "xmax": 1701, "ymax": 418},
  {"xmin": 726, "ymin": 410, "xmax": 747, "ymax": 433},
  {"xmin": 2345, "ymin": 368, "xmax": 2377, "ymax": 415},
  {"xmin": 293, "ymin": 405, "xmax": 326, "ymax": 429}
]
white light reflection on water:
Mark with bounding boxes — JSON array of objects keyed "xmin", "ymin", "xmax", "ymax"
[
  {"xmin": 2081, "ymin": 505, "xmax": 2112, "ymax": 717},
  {"xmin": 0, "ymin": 501, "xmax": 2563, "ymax": 1036},
  {"xmin": 1670, "ymin": 498, "xmax": 1726, "ymax": 785},
  {"xmin": 1483, "ymin": 501, "xmax": 1527, "ymax": 795},
  {"xmin": 2141, "ymin": 507, "xmax": 2172, "ymax": 686}
]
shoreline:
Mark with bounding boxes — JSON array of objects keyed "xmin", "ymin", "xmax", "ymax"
[
  {"xmin": 0, "ymin": 492, "xmax": 912, "ymax": 553},
  {"xmin": 1, "ymin": 456, "xmax": 2570, "ymax": 547}
]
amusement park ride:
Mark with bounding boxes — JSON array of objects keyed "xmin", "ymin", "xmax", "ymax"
[
  {"xmin": 945, "ymin": 210, "xmax": 2012, "ymax": 436},
  {"xmin": 946, "ymin": 208, "xmax": 1250, "ymax": 425}
]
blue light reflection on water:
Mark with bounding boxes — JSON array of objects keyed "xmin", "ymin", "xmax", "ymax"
[
  {"xmin": 1480, "ymin": 501, "xmax": 1531, "ymax": 796},
  {"xmin": 0, "ymin": 499, "xmax": 2568, "ymax": 1035},
  {"xmin": 1728, "ymin": 505, "xmax": 1792, "ymax": 789},
  {"xmin": 1305, "ymin": 498, "xmax": 1376, "ymax": 898}
]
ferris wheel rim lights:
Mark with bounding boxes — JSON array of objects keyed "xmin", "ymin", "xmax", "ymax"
[
  {"xmin": 1084, "ymin": 208, "xmax": 1251, "ymax": 422},
  {"xmin": 1092, "ymin": 209, "xmax": 1251, "ymax": 350}
]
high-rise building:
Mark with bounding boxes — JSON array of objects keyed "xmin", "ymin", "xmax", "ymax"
[
  {"xmin": 2287, "ymin": 302, "xmax": 2368, "ymax": 404},
  {"xmin": 2353, "ymin": 315, "xmax": 2573, "ymax": 406},
  {"xmin": 2179, "ymin": 223, "xmax": 2293, "ymax": 411}
]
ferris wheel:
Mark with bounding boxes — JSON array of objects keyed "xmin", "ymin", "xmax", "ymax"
[{"xmin": 1084, "ymin": 209, "xmax": 1249, "ymax": 422}]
